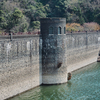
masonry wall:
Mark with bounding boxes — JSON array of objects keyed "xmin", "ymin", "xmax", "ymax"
[
  {"xmin": 1, "ymin": 32, "xmax": 100, "ymax": 99},
  {"xmin": 0, "ymin": 35, "xmax": 42, "ymax": 100},
  {"xmin": 66, "ymin": 32, "xmax": 100, "ymax": 72},
  {"xmin": 41, "ymin": 18, "xmax": 67, "ymax": 84}
]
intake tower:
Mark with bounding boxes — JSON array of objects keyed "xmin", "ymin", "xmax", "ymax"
[{"xmin": 40, "ymin": 18, "xmax": 67, "ymax": 84}]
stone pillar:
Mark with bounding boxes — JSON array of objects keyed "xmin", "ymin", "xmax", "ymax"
[{"xmin": 40, "ymin": 18, "xmax": 67, "ymax": 84}]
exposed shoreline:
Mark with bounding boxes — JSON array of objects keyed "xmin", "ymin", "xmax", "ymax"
[{"xmin": 67, "ymin": 56, "xmax": 97, "ymax": 73}]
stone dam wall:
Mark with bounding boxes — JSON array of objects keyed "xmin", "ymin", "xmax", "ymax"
[
  {"xmin": 0, "ymin": 35, "xmax": 42, "ymax": 100},
  {"xmin": 66, "ymin": 32, "xmax": 100, "ymax": 72},
  {"xmin": 0, "ymin": 32, "xmax": 100, "ymax": 99}
]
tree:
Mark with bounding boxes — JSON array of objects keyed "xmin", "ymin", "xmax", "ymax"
[
  {"xmin": 72, "ymin": 4, "xmax": 85, "ymax": 24},
  {"xmin": 32, "ymin": 21, "xmax": 40, "ymax": 30},
  {"xmin": 5, "ymin": 8, "xmax": 24, "ymax": 32},
  {"xmin": 47, "ymin": 0, "xmax": 69, "ymax": 17},
  {"xmin": 25, "ymin": 2, "xmax": 46, "ymax": 21},
  {"xmin": 0, "ymin": 10, "xmax": 7, "ymax": 29},
  {"xmin": 12, "ymin": 8, "xmax": 23, "ymax": 24},
  {"xmin": 25, "ymin": 5, "xmax": 36, "ymax": 21},
  {"xmin": 94, "ymin": 13, "xmax": 100, "ymax": 24}
]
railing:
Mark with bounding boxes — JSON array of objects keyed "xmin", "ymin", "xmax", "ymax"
[{"xmin": 1, "ymin": 31, "xmax": 40, "ymax": 36}]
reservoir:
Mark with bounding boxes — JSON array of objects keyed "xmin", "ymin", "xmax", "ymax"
[{"xmin": 9, "ymin": 62, "xmax": 100, "ymax": 100}]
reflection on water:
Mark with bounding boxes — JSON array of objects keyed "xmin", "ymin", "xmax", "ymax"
[{"xmin": 9, "ymin": 62, "xmax": 100, "ymax": 100}]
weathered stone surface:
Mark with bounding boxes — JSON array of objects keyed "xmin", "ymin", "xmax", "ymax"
[
  {"xmin": 0, "ymin": 36, "xmax": 42, "ymax": 100},
  {"xmin": 66, "ymin": 32, "xmax": 100, "ymax": 71},
  {"xmin": 41, "ymin": 18, "xmax": 67, "ymax": 84}
]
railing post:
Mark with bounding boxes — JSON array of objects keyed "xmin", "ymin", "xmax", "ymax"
[{"xmin": 9, "ymin": 33, "xmax": 13, "ymax": 41}]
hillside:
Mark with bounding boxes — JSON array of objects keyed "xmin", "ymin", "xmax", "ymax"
[{"xmin": 0, "ymin": 0, "xmax": 100, "ymax": 33}]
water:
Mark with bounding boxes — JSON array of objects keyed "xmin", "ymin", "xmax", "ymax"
[{"xmin": 9, "ymin": 62, "xmax": 100, "ymax": 100}]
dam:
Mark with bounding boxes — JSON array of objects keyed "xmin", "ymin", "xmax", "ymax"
[{"xmin": 0, "ymin": 18, "xmax": 100, "ymax": 100}]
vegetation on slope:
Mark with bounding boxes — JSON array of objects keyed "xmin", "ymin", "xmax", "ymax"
[{"xmin": 0, "ymin": 0, "xmax": 100, "ymax": 33}]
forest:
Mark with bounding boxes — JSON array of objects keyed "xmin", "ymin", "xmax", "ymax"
[{"xmin": 0, "ymin": 0, "xmax": 100, "ymax": 33}]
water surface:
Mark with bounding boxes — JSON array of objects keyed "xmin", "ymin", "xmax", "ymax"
[{"xmin": 9, "ymin": 62, "xmax": 100, "ymax": 100}]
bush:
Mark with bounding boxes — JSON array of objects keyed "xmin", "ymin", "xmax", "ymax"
[
  {"xmin": 32, "ymin": 21, "xmax": 40, "ymax": 30},
  {"xmin": 66, "ymin": 22, "xmax": 100, "ymax": 32},
  {"xmin": 66, "ymin": 23, "xmax": 82, "ymax": 32},
  {"xmin": 83, "ymin": 22, "xmax": 100, "ymax": 31}
]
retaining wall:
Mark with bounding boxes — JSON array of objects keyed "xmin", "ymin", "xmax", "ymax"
[
  {"xmin": 1, "ymin": 32, "xmax": 100, "ymax": 99},
  {"xmin": 0, "ymin": 35, "xmax": 42, "ymax": 100},
  {"xmin": 66, "ymin": 32, "xmax": 100, "ymax": 72}
]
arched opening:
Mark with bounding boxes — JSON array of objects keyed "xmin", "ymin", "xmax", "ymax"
[
  {"xmin": 58, "ymin": 27, "xmax": 61, "ymax": 34},
  {"xmin": 49, "ymin": 27, "xmax": 53, "ymax": 34},
  {"xmin": 64, "ymin": 27, "xmax": 66, "ymax": 34}
]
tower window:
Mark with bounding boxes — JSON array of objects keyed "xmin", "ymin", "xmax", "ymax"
[
  {"xmin": 64, "ymin": 27, "xmax": 66, "ymax": 34},
  {"xmin": 49, "ymin": 27, "xmax": 53, "ymax": 34},
  {"xmin": 58, "ymin": 27, "xmax": 61, "ymax": 34}
]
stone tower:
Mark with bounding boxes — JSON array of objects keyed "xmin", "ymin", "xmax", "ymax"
[{"xmin": 40, "ymin": 18, "xmax": 67, "ymax": 84}]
